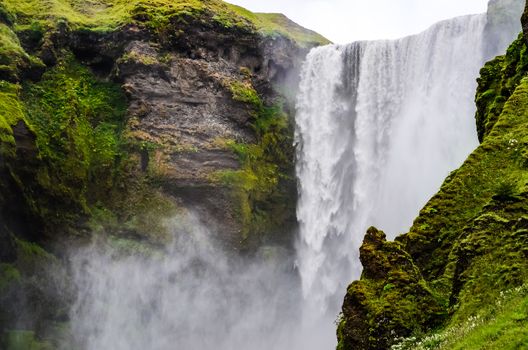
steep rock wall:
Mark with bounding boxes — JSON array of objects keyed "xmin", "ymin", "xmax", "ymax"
[{"xmin": 0, "ymin": 0, "xmax": 324, "ymax": 252}]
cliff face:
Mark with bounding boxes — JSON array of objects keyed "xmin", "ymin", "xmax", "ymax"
[
  {"xmin": 0, "ymin": 0, "xmax": 328, "ymax": 344},
  {"xmin": 0, "ymin": 0, "xmax": 329, "ymax": 248},
  {"xmin": 337, "ymin": 4, "xmax": 528, "ymax": 349}
]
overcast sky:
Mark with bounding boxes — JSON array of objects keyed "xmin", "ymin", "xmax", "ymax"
[{"xmin": 226, "ymin": 0, "xmax": 490, "ymax": 44}]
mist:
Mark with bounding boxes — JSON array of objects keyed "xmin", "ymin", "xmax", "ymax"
[{"xmin": 66, "ymin": 213, "xmax": 336, "ymax": 350}]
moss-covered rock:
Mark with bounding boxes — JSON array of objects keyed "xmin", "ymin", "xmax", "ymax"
[
  {"xmin": 337, "ymin": 228, "xmax": 445, "ymax": 350},
  {"xmin": 475, "ymin": 34, "xmax": 528, "ymax": 142},
  {"xmin": 0, "ymin": 22, "xmax": 44, "ymax": 82},
  {"xmin": 1, "ymin": 0, "xmax": 329, "ymax": 48}
]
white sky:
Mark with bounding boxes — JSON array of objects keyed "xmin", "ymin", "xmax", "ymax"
[{"xmin": 225, "ymin": 0, "xmax": 490, "ymax": 44}]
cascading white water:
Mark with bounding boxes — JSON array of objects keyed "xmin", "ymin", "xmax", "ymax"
[
  {"xmin": 64, "ymin": 2, "xmax": 523, "ymax": 350},
  {"xmin": 295, "ymin": 4, "xmax": 521, "ymax": 331}
]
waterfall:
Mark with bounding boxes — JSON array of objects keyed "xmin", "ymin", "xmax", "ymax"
[
  {"xmin": 64, "ymin": 2, "xmax": 523, "ymax": 350},
  {"xmin": 295, "ymin": 9, "xmax": 519, "ymax": 319}
]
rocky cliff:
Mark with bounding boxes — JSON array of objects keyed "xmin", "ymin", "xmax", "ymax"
[
  {"xmin": 337, "ymin": 3, "xmax": 528, "ymax": 349},
  {"xmin": 0, "ymin": 0, "xmax": 329, "ymax": 345}
]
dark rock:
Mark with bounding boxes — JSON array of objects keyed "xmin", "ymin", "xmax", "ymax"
[
  {"xmin": 337, "ymin": 227, "xmax": 445, "ymax": 350},
  {"xmin": 523, "ymin": 0, "xmax": 528, "ymax": 44}
]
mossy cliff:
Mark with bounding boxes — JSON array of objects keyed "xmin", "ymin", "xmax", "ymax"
[
  {"xmin": 0, "ymin": 0, "xmax": 328, "ymax": 344},
  {"xmin": 337, "ymin": 5, "xmax": 528, "ymax": 350}
]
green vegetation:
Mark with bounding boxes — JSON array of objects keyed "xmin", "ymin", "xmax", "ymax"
[
  {"xmin": 0, "ymin": 23, "xmax": 31, "ymax": 81},
  {"xmin": 2, "ymin": 0, "xmax": 328, "ymax": 47},
  {"xmin": 475, "ymin": 34, "xmax": 528, "ymax": 142},
  {"xmin": 392, "ymin": 284, "xmax": 528, "ymax": 350},
  {"xmin": 337, "ymin": 228, "xmax": 446, "ymax": 350},
  {"xmin": 0, "ymin": 236, "xmax": 65, "ymax": 345},
  {"xmin": 228, "ymin": 80, "xmax": 262, "ymax": 107},
  {"xmin": 397, "ymin": 43, "xmax": 528, "ymax": 345},
  {"xmin": 443, "ymin": 286, "xmax": 528, "ymax": 350},
  {"xmin": 15, "ymin": 55, "xmax": 128, "ymax": 229},
  {"xmin": 0, "ymin": 81, "xmax": 27, "ymax": 151},
  {"xmin": 225, "ymin": 4, "xmax": 331, "ymax": 47},
  {"xmin": 217, "ymin": 78, "xmax": 295, "ymax": 241},
  {"xmin": 0, "ymin": 264, "xmax": 20, "ymax": 291},
  {"xmin": 0, "ymin": 0, "xmax": 314, "ymax": 249},
  {"xmin": 0, "ymin": 51, "xmax": 176, "ymax": 241}
]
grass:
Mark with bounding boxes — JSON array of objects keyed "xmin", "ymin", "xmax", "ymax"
[
  {"xmin": 2, "ymin": 0, "xmax": 251, "ymax": 32},
  {"xmin": 392, "ymin": 284, "xmax": 528, "ymax": 350},
  {"xmin": 0, "ymin": 22, "xmax": 43, "ymax": 82},
  {"xmin": 225, "ymin": 4, "xmax": 331, "ymax": 47},
  {"xmin": 2, "ymin": 0, "xmax": 329, "ymax": 46}
]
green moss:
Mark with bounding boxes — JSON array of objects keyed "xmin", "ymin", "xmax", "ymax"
[
  {"xmin": 338, "ymin": 228, "xmax": 446, "ymax": 350},
  {"xmin": 0, "ymin": 23, "xmax": 28, "ymax": 80},
  {"xmin": 0, "ymin": 3, "xmax": 15, "ymax": 26},
  {"xmin": 0, "ymin": 48, "xmax": 177, "ymax": 242},
  {"xmin": 475, "ymin": 34, "xmax": 528, "ymax": 142},
  {"xmin": 3, "ymin": 0, "xmax": 328, "ymax": 48},
  {"xmin": 6, "ymin": 55, "xmax": 126, "ymax": 229},
  {"xmin": 118, "ymin": 50, "xmax": 159, "ymax": 66},
  {"xmin": 2, "ymin": 330, "xmax": 53, "ymax": 350},
  {"xmin": 14, "ymin": 238, "xmax": 57, "ymax": 271},
  {"xmin": 0, "ymin": 81, "xmax": 26, "ymax": 151},
  {"xmin": 229, "ymin": 80, "xmax": 262, "ymax": 108},
  {"xmin": 225, "ymin": 4, "xmax": 331, "ymax": 47},
  {"xmin": 0, "ymin": 22, "xmax": 44, "ymax": 82},
  {"xmin": 216, "ymin": 80, "xmax": 295, "ymax": 241}
]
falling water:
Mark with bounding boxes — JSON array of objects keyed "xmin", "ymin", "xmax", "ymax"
[
  {"xmin": 295, "ymin": 3, "xmax": 522, "ymax": 333},
  {"xmin": 63, "ymin": 2, "xmax": 523, "ymax": 350}
]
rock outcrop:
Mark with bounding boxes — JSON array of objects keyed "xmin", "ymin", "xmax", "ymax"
[
  {"xmin": 0, "ymin": 0, "xmax": 329, "ymax": 251},
  {"xmin": 338, "ymin": 228, "xmax": 444, "ymax": 350}
]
